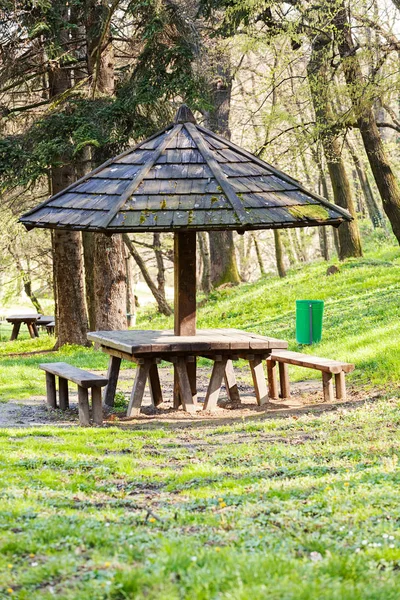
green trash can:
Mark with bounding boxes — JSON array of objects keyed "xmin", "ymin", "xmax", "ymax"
[{"xmin": 296, "ymin": 300, "xmax": 324, "ymax": 344}]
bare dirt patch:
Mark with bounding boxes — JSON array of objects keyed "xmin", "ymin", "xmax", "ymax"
[{"xmin": 0, "ymin": 365, "xmax": 381, "ymax": 428}]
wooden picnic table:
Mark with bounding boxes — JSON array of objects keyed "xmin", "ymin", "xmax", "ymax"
[
  {"xmin": 6, "ymin": 314, "xmax": 40, "ymax": 340},
  {"xmin": 87, "ymin": 329, "xmax": 288, "ymax": 415}
]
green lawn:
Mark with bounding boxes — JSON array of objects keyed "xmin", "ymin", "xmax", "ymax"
[{"xmin": 1, "ymin": 397, "xmax": 400, "ymax": 598}]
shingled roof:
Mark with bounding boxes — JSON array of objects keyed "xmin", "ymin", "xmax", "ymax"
[{"xmin": 20, "ymin": 105, "xmax": 351, "ymax": 233}]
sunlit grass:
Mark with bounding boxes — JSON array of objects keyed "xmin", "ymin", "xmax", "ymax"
[{"xmin": 1, "ymin": 398, "xmax": 400, "ymax": 598}]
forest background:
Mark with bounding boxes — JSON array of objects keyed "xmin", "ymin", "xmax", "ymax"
[{"xmin": 1, "ymin": 0, "xmax": 400, "ymax": 346}]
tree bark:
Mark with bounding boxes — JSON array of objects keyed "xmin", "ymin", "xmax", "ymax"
[
  {"xmin": 332, "ymin": 2, "xmax": 400, "ymax": 244},
  {"xmin": 307, "ymin": 33, "xmax": 362, "ymax": 260},
  {"xmin": 198, "ymin": 231, "xmax": 212, "ymax": 294},
  {"xmin": 274, "ymin": 230, "xmax": 286, "ymax": 278},
  {"xmin": 346, "ymin": 139, "xmax": 385, "ymax": 228},
  {"xmin": 205, "ymin": 51, "xmax": 240, "ymax": 287},
  {"xmin": 123, "ymin": 234, "xmax": 172, "ymax": 316},
  {"xmin": 48, "ymin": 17, "xmax": 89, "ymax": 347},
  {"xmin": 252, "ymin": 233, "xmax": 266, "ymax": 276},
  {"xmin": 210, "ymin": 231, "xmax": 241, "ymax": 286},
  {"xmin": 85, "ymin": 0, "xmax": 127, "ymax": 330}
]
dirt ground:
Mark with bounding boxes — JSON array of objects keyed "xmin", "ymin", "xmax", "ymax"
[{"xmin": 0, "ymin": 366, "xmax": 379, "ymax": 428}]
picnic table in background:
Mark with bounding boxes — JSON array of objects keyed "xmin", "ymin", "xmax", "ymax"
[
  {"xmin": 6, "ymin": 314, "xmax": 55, "ymax": 340},
  {"xmin": 88, "ymin": 328, "xmax": 288, "ymax": 415}
]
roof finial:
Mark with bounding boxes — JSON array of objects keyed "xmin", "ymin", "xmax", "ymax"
[{"xmin": 174, "ymin": 104, "xmax": 197, "ymax": 124}]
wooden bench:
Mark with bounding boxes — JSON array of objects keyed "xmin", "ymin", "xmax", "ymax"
[
  {"xmin": 266, "ymin": 350, "xmax": 355, "ymax": 403},
  {"xmin": 39, "ymin": 362, "xmax": 108, "ymax": 426}
]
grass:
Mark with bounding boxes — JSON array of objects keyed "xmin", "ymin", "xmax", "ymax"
[
  {"xmin": 1, "ymin": 228, "xmax": 400, "ymax": 597},
  {"xmin": 1, "ymin": 397, "xmax": 400, "ymax": 598}
]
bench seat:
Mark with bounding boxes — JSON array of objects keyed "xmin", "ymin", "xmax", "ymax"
[
  {"xmin": 266, "ymin": 351, "xmax": 354, "ymax": 403},
  {"xmin": 40, "ymin": 362, "xmax": 108, "ymax": 426}
]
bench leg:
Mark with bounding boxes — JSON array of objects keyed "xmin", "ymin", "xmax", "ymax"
[
  {"xmin": 175, "ymin": 358, "xmax": 198, "ymax": 413},
  {"xmin": 91, "ymin": 387, "xmax": 103, "ymax": 425},
  {"xmin": 148, "ymin": 364, "xmax": 163, "ymax": 406},
  {"xmin": 224, "ymin": 360, "xmax": 241, "ymax": 405},
  {"xmin": 45, "ymin": 372, "xmax": 57, "ymax": 408},
  {"xmin": 266, "ymin": 359, "xmax": 279, "ymax": 399},
  {"xmin": 103, "ymin": 355, "xmax": 121, "ymax": 407},
  {"xmin": 249, "ymin": 356, "xmax": 269, "ymax": 406},
  {"xmin": 335, "ymin": 372, "xmax": 346, "ymax": 401},
  {"xmin": 204, "ymin": 357, "xmax": 228, "ymax": 411},
  {"xmin": 59, "ymin": 377, "xmax": 69, "ymax": 410},
  {"xmin": 322, "ymin": 372, "xmax": 334, "ymax": 403},
  {"xmin": 278, "ymin": 362, "xmax": 290, "ymax": 399},
  {"xmin": 10, "ymin": 323, "xmax": 20, "ymax": 341},
  {"xmin": 127, "ymin": 360, "xmax": 152, "ymax": 417},
  {"xmin": 78, "ymin": 386, "xmax": 90, "ymax": 426}
]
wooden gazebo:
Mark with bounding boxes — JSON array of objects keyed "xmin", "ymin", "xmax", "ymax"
[{"xmin": 20, "ymin": 105, "xmax": 351, "ymax": 413}]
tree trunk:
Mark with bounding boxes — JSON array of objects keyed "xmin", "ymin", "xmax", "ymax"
[
  {"xmin": 82, "ymin": 232, "xmax": 96, "ymax": 331},
  {"xmin": 125, "ymin": 252, "xmax": 136, "ymax": 327},
  {"xmin": 198, "ymin": 231, "xmax": 212, "ymax": 294},
  {"xmin": 123, "ymin": 234, "xmax": 172, "ymax": 316},
  {"xmin": 333, "ymin": 2, "xmax": 400, "ymax": 244},
  {"xmin": 209, "ymin": 231, "xmax": 241, "ymax": 286},
  {"xmin": 94, "ymin": 234, "xmax": 127, "ymax": 330},
  {"xmin": 307, "ymin": 33, "xmax": 362, "ymax": 260},
  {"xmin": 274, "ymin": 230, "xmax": 286, "ymax": 278},
  {"xmin": 85, "ymin": 0, "xmax": 127, "ymax": 330},
  {"xmin": 48, "ymin": 20, "xmax": 88, "ymax": 347},
  {"xmin": 205, "ymin": 51, "xmax": 240, "ymax": 286},
  {"xmin": 346, "ymin": 139, "xmax": 385, "ymax": 228},
  {"xmin": 252, "ymin": 233, "xmax": 266, "ymax": 276}
]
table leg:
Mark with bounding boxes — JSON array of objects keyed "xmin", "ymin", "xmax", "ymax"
[
  {"xmin": 127, "ymin": 360, "xmax": 152, "ymax": 417},
  {"xmin": 27, "ymin": 323, "xmax": 36, "ymax": 339},
  {"xmin": 148, "ymin": 363, "xmax": 163, "ymax": 406},
  {"xmin": 175, "ymin": 358, "xmax": 198, "ymax": 413},
  {"xmin": 10, "ymin": 323, "xmax": 21, "ymax": 341},
  {"xmin": 32, "ymin": 323, "xmax": 39, "ymax": 337},
  {"xmin": 204, "ymin": 357, "xmax": 228, "ymax": 411},
  {"xmin": 224, "ymin": 360, "xmax": 240, "ymax": 405},
  {"xmin": 103, "ymin": 355, "xmax": 121, "ymax": 407},
  {"xmin": 173, "ymin": 369, "xmax": 181, "ymax": 409},
  {"xmin": 249, "ymin": 356, "xmax": 269, "ymax": 406}
]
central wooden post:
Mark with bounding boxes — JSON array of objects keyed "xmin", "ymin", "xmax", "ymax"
[{"xmin": 174, "ymin": 231, "xmax": 197, "ymax": 407}]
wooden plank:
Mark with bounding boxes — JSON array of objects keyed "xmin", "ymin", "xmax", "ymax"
[
  {"xmin": 266, "ymin": 359, "xmax": 279, "ymax": 399},
  {"xmin": 269, "ymin": 350, "xmax": 354, "ymax": 373},
  {"xmin": 335, "ymin": 372, "xmax": 346, "ymax": 401},
  {"xmin": 39, "ymin": 362, "xmax": 108, "ymax": 388},
  {"xmin": 58, "ymin": 377, "xmax": 69, "ymax": 410},
  {"xmin": 91, "ymin": 387, "xmax": 103, "ymax": 425},
  {"xmin": 224, "ymin": 360, "xmax": 241, "ymax": 404},
  {"xmin": 204, "ymin": 358, "xmax": 228, "ymax": 411},
  {"xmin": 278, "ymin": 362, "xmax": 291, "ymax": 399},
  {"xmin": 185, "ymin": 122, "xmax": 248, "ymax": 225},
  {"xmin": 103, "ymin": 355, "xmax": 122, "ymax": 407},
  {"xmin": 77, "ymin": 386, "xmax": 90, "ymax": 426},
  {"xmin": 100, "ymin": 124, "xmax": 183, "ymax": 228},
  {"xmin": 175, "ymin": 358, "xmax": 198, "ymax": 413},
  {"xmin": 148, "ymin": 364, "xmax": 163, "ymax": 406},
  {"xmin": 322, "ymin": 372, "xmax": 334, "ymax": 403},
  {"xmin": 45, "ymin": 372, "xmax": 57, "ymax": 409},
  {"xmin": 127, "ymin": 360, "xmax": 152, "ymax": 416},
  {"xmin": 249, "ymin": 356, "xmax": 269, "ymax": 405}
]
